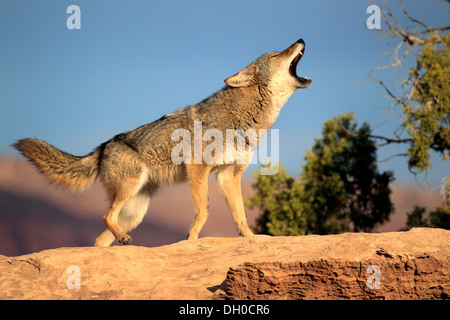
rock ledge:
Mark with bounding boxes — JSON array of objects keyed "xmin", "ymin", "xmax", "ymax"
[{"xmin": 0, "ymin": 228, "xmax": 448, "ymax": 299}]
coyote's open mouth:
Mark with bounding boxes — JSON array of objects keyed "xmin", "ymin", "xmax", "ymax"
[
  {"xmin": 289, "ymin": 47, "xmax": 311, "ymax": 87},
  {"xmin": 286, "ymin": 38, "xmax": 311, "ymax": 88}
]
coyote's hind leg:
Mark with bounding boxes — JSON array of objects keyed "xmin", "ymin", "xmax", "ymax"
[
  {"xmin": 99, "ymin": 150, "xmax": 149, "ymax": 245},
  {"xmin": 94, "ymin": 184, "xmax": 155, "ymax": 247}
]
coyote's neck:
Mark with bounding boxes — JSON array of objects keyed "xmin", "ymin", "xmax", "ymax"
[
  {"xmin": 201, "ymin": 85, "xmax": 295, "ymax": 131},
  {"xmin": 268, "ymin": 87, "xmax": 295, "ymax": 125},
  {"xmin": 254, "ymin": 85, "xmax": 295, "ymax": 128}
]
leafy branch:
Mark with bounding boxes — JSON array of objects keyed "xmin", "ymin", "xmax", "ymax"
[{"xmin": 365, "ymin": 0, "xmax": 450, "ymax": 173}]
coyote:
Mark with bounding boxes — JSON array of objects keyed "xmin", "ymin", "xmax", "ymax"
[{"xmin": 14, "ymin": 38, "xmax": 312, "ymax": 247}]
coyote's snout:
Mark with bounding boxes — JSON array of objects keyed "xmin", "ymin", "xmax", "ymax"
[{"xmin": 14, "ymin": 38, "xmax": 311, "ymax": 247}]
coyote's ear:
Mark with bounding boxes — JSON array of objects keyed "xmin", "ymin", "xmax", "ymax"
[{"xmin": 224, "ymin": 63, "xmax": 257, "ymax": 87}]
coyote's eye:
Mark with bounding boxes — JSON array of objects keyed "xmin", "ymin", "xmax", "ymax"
[{"xmin": 269, "ymin": 53, "xmax": 280, "ymax": 59}]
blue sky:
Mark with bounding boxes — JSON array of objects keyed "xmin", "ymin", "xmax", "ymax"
[{"xmin": 1, "ymin": 0, "xmax": 449, "ymax": 187}]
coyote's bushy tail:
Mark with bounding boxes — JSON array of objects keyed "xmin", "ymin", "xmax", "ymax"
[{"xmin": 13, "ymin": 138, "xmax": 100, "ymax": 191}]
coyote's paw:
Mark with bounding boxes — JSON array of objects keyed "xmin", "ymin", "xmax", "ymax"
[{"xmin": 118, "ymin": 235, "xmax": 132, "ymax": 245}]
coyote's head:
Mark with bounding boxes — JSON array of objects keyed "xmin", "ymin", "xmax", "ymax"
[{"xmin": 224, "ymin": 38, "xmax": 312, "ymax": 91}]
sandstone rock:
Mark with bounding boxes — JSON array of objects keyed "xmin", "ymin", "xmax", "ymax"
[{"xmin": 0, "ymin": 228, "xmax": 448, "ymax": 299}]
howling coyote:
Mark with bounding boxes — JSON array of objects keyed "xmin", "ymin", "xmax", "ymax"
[{"xmin": 14, "ymin": 38, "xmax": 312, "ymax": 247}]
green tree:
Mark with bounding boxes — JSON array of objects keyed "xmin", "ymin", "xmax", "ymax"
[
  {"xmin": 403, "ymin": 206, "xmax": 429, "ymax": 230},
  {"xmin": 247, "ymin": 113, "xmax": 394, "ymax": 235},
  {"xmin": 404, "ymin": 33, "xmax": 450, "ymax": 172},
  {"xmin": 403, "ymin": 206, "xmax": 450, "ymax": 230},
  {"xmin": 247, "ymin": 164, "xmax": 307, "ymax": 236},
  {"xmin": 368, "ymin": 1, "xmax": 449, "ymax": 214},
  {"xmin": 368, "ymin": 1, "xmax": 450, "ymax": 174},
  {"xmin": 429, "ymin": 208, "xmax": 450, "ymax": 229},
  {"xmin": 403, "ymin": 177, "xmax": 450, "ymax": 230}
]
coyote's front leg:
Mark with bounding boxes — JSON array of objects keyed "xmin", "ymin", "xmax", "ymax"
[
  {"xmin": 217, "ymin": 165, "xmax": 254, "ymax": 237},
  {"xmin": 186, "ymin": 164, "xmax": 211, "ymax": 240}
]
